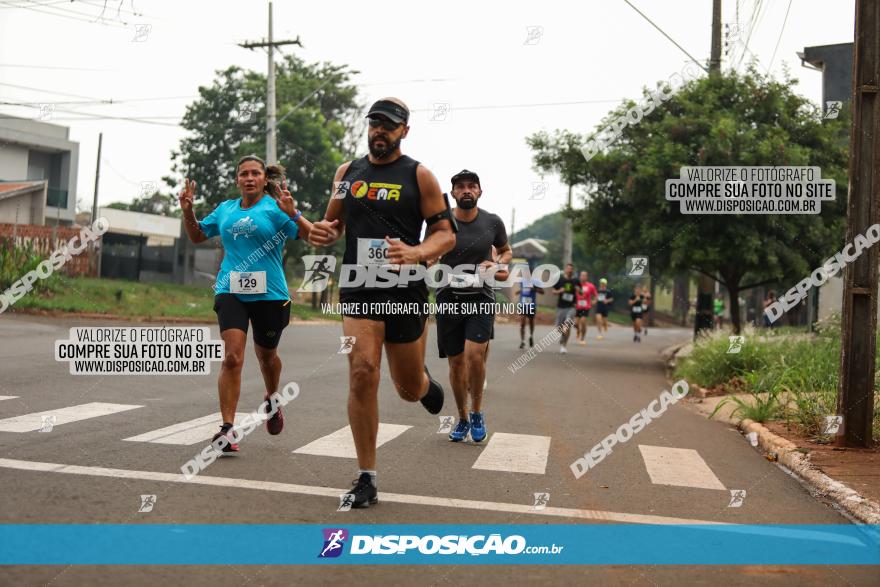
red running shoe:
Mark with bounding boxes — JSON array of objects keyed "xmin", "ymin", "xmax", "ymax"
[{"xmin": 265, "ymin": 395, "xmax": 284, "ymax": 435}]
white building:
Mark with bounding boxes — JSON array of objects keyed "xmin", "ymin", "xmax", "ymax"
[{"xmin": 0, "ymin": 115, "xmax": 79, "ymax": 225}]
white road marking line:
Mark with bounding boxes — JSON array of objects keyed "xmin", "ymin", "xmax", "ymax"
[
  {"xmin": 123, "ymin": 413, "xmax": 251, "ymax": 445},
  {"xmin": 293, "ymin": 423, "xmax": 412, "ymax": 458},
  {"xmin": 0, "ymin": 403, "xmax": 143, "ymax": 433},
  {"xmin": 638, "ymin": 445, "xmax": 726, "ymax": 490},
  {"xmin": 0, "ymin": 396, "xmax": 19, "ymax": 401},
  {"xmin": 472, "ymin": 432, "xmax": 551, "ymax": 474},
  {"xmin": 0, "ymin": 457, "xmax": 724, "ymax": 525}
]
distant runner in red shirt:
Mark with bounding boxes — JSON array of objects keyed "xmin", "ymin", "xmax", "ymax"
[{"xmin": 576, "ymin": 270, "xmax": 598, "ymax": 345}]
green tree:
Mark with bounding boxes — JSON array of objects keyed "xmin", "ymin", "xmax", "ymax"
[{"xmin": 528, "ymin": 68, "xmax": 850, "ymax": 333}]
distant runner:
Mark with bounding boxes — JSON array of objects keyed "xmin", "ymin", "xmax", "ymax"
[
  {"xmin": 594, "ymin": 278, "xmax": 613, "ymax": 340},
  {"xmin": 714, "ymin": 293, "xmax": 725, "ymax": 330},
  {"xmin": 629, "ymin": 284, "xmax": 646, "ymax": 343},
  {"xmin": 575, "ymin": 270, "xmax": 598, "ymax": 345},
  {"xmin": 515, "ymin": 271, "xmax": 543, "ymax": 349},
  {"xmin": 552, "ymin": 263, "xmax": 580, "ymax": 354}
]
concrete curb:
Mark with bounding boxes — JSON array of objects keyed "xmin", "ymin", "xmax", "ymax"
[
  {"xmin": 738, "ymin": 417, "xmax": 880, "ymax": 524},
  {"xmin": 660, "ymin": 341, "xmax": 690, "ymax": 372},
  {"xmin": 692, "ymin": 383, "xmax": 726, "ymax": 399},
  {"xmin": 669, "ymin": 332, "xmax": 880, "ymax": 524}
]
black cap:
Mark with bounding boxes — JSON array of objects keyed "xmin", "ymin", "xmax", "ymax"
[
  {"xmin": 366, "ymin": 99, "xmax": 409, "ymax": 125},
  {"xmin": 451, "ymin": 169, "xmax": 480, "ymax": 187}
]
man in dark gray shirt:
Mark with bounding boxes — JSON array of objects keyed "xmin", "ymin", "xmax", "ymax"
[{"xmin": 434, "ymin": 169, "xmax": 511, "ymax": 444}]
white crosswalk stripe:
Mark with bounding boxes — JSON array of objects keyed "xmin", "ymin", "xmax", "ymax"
[
  {"xmin": 0, "ymin": 402, "xmax": 143, "ymax": 433},
  {"xmin": 0, "ymin": 399, "xmax": 735, "ymax": 491},
  {"xmin": 123, "ymin": 413, "xmax": 250, "ymax": 445},
  {"xmin": 472, "ymin": 432, "xmax": 552, "ymax": 474},
  {"xmin": 292, "ymin": 423, "xmax": 412, "ymax": 458},
  {"xmin": 638, "ymin": 444, "xmax": 726, "ymax": 490}
]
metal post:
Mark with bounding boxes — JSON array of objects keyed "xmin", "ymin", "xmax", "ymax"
[{"xmin": 266, "ymin": 2, "xmax": 277, "ymax": 164}]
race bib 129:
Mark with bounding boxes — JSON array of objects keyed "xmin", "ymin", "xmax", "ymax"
[{"xmin": 230, "ymin": 271, "xmax": 267, "ymax": 294}]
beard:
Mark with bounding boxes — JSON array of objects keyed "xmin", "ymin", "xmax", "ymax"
[
  {"xmin": 368, "ymin": 135, "xmax": 401, "ymax": 160},
  {"xmin": 457, "ymin": 196, "xmax": 477, "ymax": 209}
]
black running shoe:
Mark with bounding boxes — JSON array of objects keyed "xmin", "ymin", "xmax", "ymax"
[
  {"xmin": 529, "ymin": 336, "xmax": 534, "ymax": 347},
  {"xmin": 211, "ymin": 429, "xmax": 239, "ymax": 453},
  {"xmin": 420, "ymin": 366, "xmax": 444, "ymax": 414},
  {"xmin": 349, "ymin": 473, "xmax": 378, "ymax": 508}
]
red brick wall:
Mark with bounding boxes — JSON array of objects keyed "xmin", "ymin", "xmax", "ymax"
[{"xmin": 0, "ymin": 223, "xmax": 97, "ymax": 277}]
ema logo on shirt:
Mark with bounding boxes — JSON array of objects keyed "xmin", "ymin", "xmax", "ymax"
[
  {"xmin": 228, "ymin": 216, "xmax": 257, "ymax": 240},
  {"xmin": 350, "ymin": 180, "xmax": 401, "ymax": 201}
]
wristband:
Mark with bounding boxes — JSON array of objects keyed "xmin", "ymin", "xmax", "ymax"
[{"xmin": 292, "ymin": 210, "xmax": 302, "ymax": 222}]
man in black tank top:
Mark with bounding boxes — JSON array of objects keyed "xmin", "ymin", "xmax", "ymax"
[{"xmin": 307, "ymin": 98, "xmax": 456, "ymax": 508}]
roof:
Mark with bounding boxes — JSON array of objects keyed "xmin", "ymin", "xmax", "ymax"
[
  {"xmin": 512, "ymin": 237, "xmax": 549, "ymax": 255},
  {"xmin": 97, "ymin": 206, "xmax": 181, "ymax": 239},
  {"xmin": 0, "ymin": 180, "xmax": 47, "ymax": 201}
]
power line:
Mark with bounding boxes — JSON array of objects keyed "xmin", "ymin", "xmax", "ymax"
[
  {"xmin": 0, "ymin": 0, "xmax": 70, "ymax": 9},
  {"xmin": 737, "ymin": 0, "xmax": 765, "ymax": 69},
  {"xmin": 0, "ymin": 105, "xmax": 181, "ymax": 126},
  {"xmin": 38, "ymin": 0, "xmax": 131, "ymax": 24},
  {"xmin": 621, "ymin": 0, "xmax": 708, "ymax": 72},
  {"xmin": 0, "ymin": 82, "xmax": 195, "ymax": 105},
  {"xmin": 0, "ymin": 0, "xmax": 127, "ymax": 26},
  {"xmin": 0, "ymin": 62, "xmax": 114, "ymax": 71},
  {"xmin": 409, "ymin": 98, "xmax": 628, "ymax": 113},
  {"xmin": 0, "ymin": 81, "xmax": 105, "ymax": 101},
  {"xmin": 766, "ymin": 0, "xmax": 793, "ymax": 72}
]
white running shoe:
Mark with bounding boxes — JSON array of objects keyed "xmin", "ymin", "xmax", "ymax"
[{"xmin": 559, "ymin": 346, "xmax": 567, "ymax": 354}]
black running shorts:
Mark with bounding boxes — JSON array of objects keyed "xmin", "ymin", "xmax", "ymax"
[
  {"xmin": 435, "ymin": 289, "xmax": 495, "ymax": 358},
  {"xmin": 339, "ymin": 285, "xmax": 429, "ymax": 344},
  {"xmin": 596, "ymin": 304, "xmax": 610, "ymax": 317},
  {"xmin": 213, "ymin": 294, "xmax": 291, "ymax": 349},
  {"xmin": 576, "ymin": 308, "xmax": 590, "ymax": 318}
]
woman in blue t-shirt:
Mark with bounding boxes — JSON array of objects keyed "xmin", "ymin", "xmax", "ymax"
[{"xmin": 179, "ymin": 155, "xmax": 313, "ymax": 453}]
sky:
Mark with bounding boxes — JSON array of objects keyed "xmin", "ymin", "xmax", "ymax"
[{"xmin": 0, "ymin": 0, "xmax": 856, "ymax": 234}]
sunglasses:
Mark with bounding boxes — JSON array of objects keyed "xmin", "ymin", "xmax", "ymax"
[{"xmin": 368, "ymin": 117, "xmax": 403, "ymax": 131}]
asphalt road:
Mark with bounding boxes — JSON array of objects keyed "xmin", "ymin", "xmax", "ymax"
[{"xmin": 0, "ymin": 313, "xmax": 876, "ymax": 586}]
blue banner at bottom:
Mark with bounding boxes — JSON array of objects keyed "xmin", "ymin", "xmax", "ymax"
[{"xmin": 1, "ymin": 524, "xmax": 878, "ymax": 565}]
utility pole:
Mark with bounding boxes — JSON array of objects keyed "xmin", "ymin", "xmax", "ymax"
[
  {"xmin": 92, "ymin": 132, "xmax": 103, "ymax": 277},
  {"xmin": 563, "ymin": 184, "xmax": 573, "ymax": 266},
  {"xmin": 510, "ymin": 208, "xmax": 515, "ymax": 245},
  {"xmin": 239, "ymin": 1, "xmax": 301, "ymax": 164},
  {"xmin": 709, "ymin": 0, "xmax": 722, "ymax": 72},
  {"xmin": 837, "ymin": 0, "xmax": 877, "ymax": 448},
  {"xmin": 694, "ymin": 0, "xmax": 723, "ymax": 338}
]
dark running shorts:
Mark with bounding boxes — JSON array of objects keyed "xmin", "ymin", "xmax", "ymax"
[
  {"xmin": 436, "ymin": 289, "xmax": 495, "ymax": 358},
  {"xmin": 576, "ymin": 308, "xmax": 590, "ymax": 318},
  {"xmin": 339, "ymin": 286, "xmax": 429, "ymax": 344},
  {"xmin": 213, "ymin": 294, "xmax": 291, "ymax": 349}
]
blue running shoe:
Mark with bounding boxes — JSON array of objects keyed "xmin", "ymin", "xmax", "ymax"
[
  {"xmin": 448, "ymin": 418, "xmax": 470, "ymax": 442},
  {"xmin": 469, "ymin": 411, "xmax": 487, "ymax": 443}
]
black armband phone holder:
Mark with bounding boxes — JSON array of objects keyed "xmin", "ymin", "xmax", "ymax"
[{"xmin": 426, "ymin": 193, "xmax": 459, "ymax": 233}]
